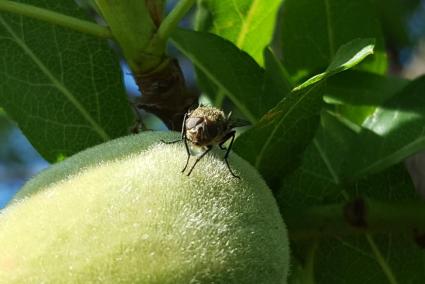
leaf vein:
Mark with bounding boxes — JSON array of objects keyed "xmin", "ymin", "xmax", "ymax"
[
  {"xmin": 255, "ymin": 85, "xmax": 319, "ymax": 168},
  {"xmin": 0, "ymin": 15, "xmax": 110, "ymax": 141},
  {"xmin": 313, "ymin": 138, "xmax": 340, "ymax": 184},
  {"xmin": 236, "ymin": 0, "xmax": 261, "ymax": 48}
]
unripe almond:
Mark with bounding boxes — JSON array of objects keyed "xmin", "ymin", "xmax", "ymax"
[{"xmin": 0, "ymin": 132, "xmax": 290, "ymax": 283}]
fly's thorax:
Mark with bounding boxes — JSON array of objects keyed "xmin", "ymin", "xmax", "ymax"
[{"xmin": 190, "ymin": 106, "xmax": 226, "ymax": 121}]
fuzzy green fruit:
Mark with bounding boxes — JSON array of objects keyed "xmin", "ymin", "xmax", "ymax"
[{"xmin": 0, "ymin": 132, "xmax": 289, "ymax": 283}]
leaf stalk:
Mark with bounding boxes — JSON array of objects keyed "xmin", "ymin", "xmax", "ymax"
[
  {"xmin": 285, "ymin": 197, "xmax": 425, "ymax": 240},
  {"xmin": 0, "ymin": 0, "xmax": 111, "ymax": 38},
  {"xmin": 157, "ymin": 0, "xmax": 195, "ymax": 41}
]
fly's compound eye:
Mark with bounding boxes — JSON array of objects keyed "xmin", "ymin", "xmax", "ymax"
[
  {"xmin": 205, "ymin": 121, "xmax": 218, "ymax": 138},
  {"xmin": 185, "ymin": 117, "xmax": 204, "ymax": 130}
]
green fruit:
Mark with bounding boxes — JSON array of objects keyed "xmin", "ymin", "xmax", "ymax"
[{"xmin": 0, "ymin": 132, "xmax": 290, "ymax": 283}]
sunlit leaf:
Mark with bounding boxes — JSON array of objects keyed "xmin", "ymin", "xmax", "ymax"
[
  {"xmin": 193, "ymin": 0, "xmax": 283, "ymax": 106},
  {"xmin": 195, "ymin": 0, "xmax": 283, "ymax": 65}
]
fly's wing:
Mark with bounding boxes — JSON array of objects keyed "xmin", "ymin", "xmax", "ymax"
[{"xmin": 229, "ymin": 118, "xmax": 251, "ymax": 129}]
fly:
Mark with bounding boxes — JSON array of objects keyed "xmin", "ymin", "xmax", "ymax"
[{"xmin": 162, "ymin": 105, "xmax": 246, "ymax": 178}]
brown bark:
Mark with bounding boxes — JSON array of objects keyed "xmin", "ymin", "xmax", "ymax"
[{"xmin": 134, "ymin": 57, "xmax": 198, "ymax": 131}]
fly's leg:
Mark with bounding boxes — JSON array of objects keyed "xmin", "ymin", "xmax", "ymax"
[
  {"xmin": 181, "ymin": 135, "xmax": 191, "ymax": 173},
  {"xmin": 160, "ymin": 112, "xmax": 188, "ymax": 144},
  {"xmin": 186, "ymin": 145, "xmax": 212, "ymax": 176},
  {"xmin": 219, "ymin": 131, "xmax": 240, "ymax": 179},
  {"xmin": 180, "ymin": 112, "xmax": 192, "ymax": 172}
]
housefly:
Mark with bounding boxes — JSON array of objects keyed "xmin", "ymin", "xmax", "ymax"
[{"xmin": 162, "ymin": 105, "xmax": 246, "ymax": 178}]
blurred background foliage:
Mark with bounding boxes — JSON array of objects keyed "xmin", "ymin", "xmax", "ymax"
[{"xmin": 1, "ymin": 0, "xmax": 425, "ymax": 208}]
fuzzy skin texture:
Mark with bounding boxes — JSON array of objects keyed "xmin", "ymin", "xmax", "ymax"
[{"xmin": 0, "ymin": 132, "xmax": 289, "ymax": 283}]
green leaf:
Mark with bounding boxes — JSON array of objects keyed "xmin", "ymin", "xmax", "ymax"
[
  {"xmin": 171, "ymin": 28, "xmax": 264, "ymax": 123},
  {"xmin": 311, "ymin": 76, "xmax": 425, "ymax": 180},
  {"xmin": 325, "ymin": 71, "xmax": 409, "ymax": 106},
  {"xmin": 324, "ymin": 70, "xmax": 409, "ymax": 125},
  {"xmin": 0, "ymin": 0, "xmax": 132, "ymax": 162},
  {"xmin": 281, "ymin": 0, "xmax": 387, "ymax": 82},
  {"xmin": 263, "ymin": 48, "xmax": 292, "ymax": 95},
  {"xmin": 273, "ymin": 55, "xmax": 425, "ymax": 284},
  {"xmin": 234, "ymin": 83, "xmax": 324, "ymax": 185},
  {"xmin": 195, "ymin": 45, "xmax": 292, "ymax": 115},
  {"xmin": 279, "ymin": 148, "xmax": 425, "ymax": 283},
  {"xmin": 277, "ymin": 123, "xmax": 419, "ymax": 207},
  {"xmin": 294, "ymin": 75, "xmax": 425, "ymax": 181},
  {"xmin": 234, "ymin": 39, "xmax": 374, "ymax": 184},
  {"xmin": 314, "ymin": 233, "xmax": 425, "ymax": 284},
  {"xmin": 276, "ymin": 112, "xmax": 352, "ymax": 208},
  {"xmin": 349, "ymin": 75, "xmax": 425, "ymax": 177},
  {"xmin": 293, "ymin": 111, "xmax": 398, "ymax": 183},
  {"xmin": 195, "ymin": 0, "xmax": 283, "ymax": 65},
  {"xmin": 258, "ymin": 48, "xmax": 293, "ymax": 116},
  {"xmin": 301, "ymin": 111, "xmax": 375, "ymax": 184},
  {"xmin": 293, "ymin": 38, "xmax": 376, "ymax": 91},
  {"xmin": 278, "ymin": 90, "xmax": 425, "ymax": 283},
  {"xmin": 193, "ymin": 0, "xmax": 283, "ymax": 107}
]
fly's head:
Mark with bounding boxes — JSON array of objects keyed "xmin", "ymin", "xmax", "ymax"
[{"xmin": 185, "ymin": 106, "xmax": 231, "ymax": 147}]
